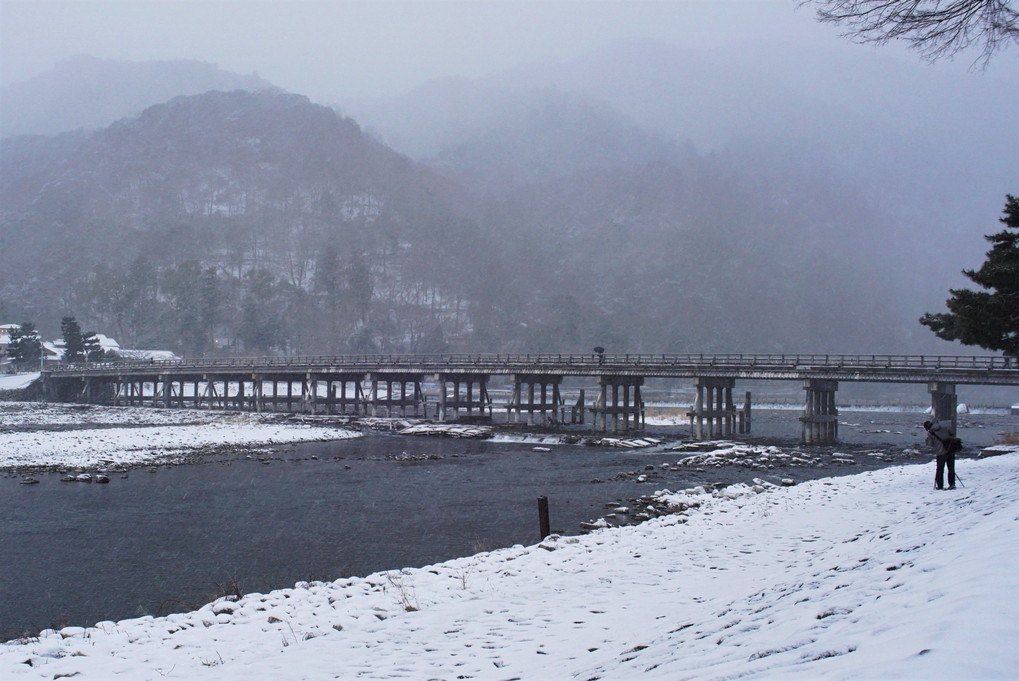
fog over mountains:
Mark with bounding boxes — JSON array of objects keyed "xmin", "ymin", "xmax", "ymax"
[
  {"xmin": 0, "ymin": 43, "xmax": 1015, "ymax": 357},
  {"xmin": 357, "ymin": 40, "xmax": 1015, "ymax": 257},
  {"xmin": 0, "ymin": 54, "xmax": 273, "ymax": 139}
]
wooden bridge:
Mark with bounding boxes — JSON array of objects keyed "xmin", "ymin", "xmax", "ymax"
[{"xmin": 41, "ymin": 353, "xmax": 1019, "ymax": 444}]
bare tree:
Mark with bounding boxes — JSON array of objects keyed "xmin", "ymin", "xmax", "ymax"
[{"xmin": 803, "ymin": 1, "xmax": 1018, "ymax": 64}]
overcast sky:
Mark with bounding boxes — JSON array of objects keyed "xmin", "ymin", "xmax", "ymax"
[{"xmin": 1, "ymin": 0, "xmax": 958, "ymax": 102}]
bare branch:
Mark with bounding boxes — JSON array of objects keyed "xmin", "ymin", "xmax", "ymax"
[{"xmin": 801, "ymin": 0, "xmax": 1019, "ymax": 65}]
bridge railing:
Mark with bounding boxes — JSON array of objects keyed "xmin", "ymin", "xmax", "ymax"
[{"xmin": 44, "ymin": 352, "xmax": 1014, "ymax": 375}]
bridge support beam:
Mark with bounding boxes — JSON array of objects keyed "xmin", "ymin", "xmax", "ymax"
[
  {"xmin": 739, "ymin": 391, "xmax": 752, "ymax": 434},
  {"xmin": 368, "ymin": 373, "xmax": 426, "ymax": 417},
  {"xmin": 302, "ymin": 374, "xmax": 316, "ymax": 414},
  {"xmin": 252, "ymin": 375, "xmax": 263, "ymax": 413},
  {"xmin": 435, "ymin": 374, "xmax": 491, "ymax": 422},
  {"xmin": 689, "ymin": 377, "xmax": 737, "ymax": 439},
  {"xmin": 234, "ymin": 379, "xmax": 247, "ymax": 411},
  {"xmin": 572, "ymin": 388, "xmax": 586, "ymax": 425},
  {"xmin": 801, "ymin": 379, "xmax": 838, "ymax": 444},
  {"xmin": 590, "ymin": 375, "xmax": 644, "ymax": 433},
  {"xmin": 928, "ymin": 382, "xmax": 957, "ymax": 434},
  {"xmin": 507, "ymin": 375, "xmax": 565, "ymax": 425}
]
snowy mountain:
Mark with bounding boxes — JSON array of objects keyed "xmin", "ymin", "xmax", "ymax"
[{"xmin": 2, "ymin": 57, "xmax": 1002, "ymax": 355}]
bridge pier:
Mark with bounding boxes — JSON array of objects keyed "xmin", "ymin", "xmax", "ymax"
[
  {"xmin": 572, "ymin": 388, "xmax": 586, "ymax": 425},
  {"xmin": 689, "ymin": 377, "xmax": 737, "ymax": 439},
  {"xmin": 81, "ymin": 377, "xmax": 93, "ymax": 403},
  {"xmin": 211, "ymin": 379, "xmax": 223, "ymax": 410},
  {"xmin": 269, "ymin": 379, "xmax": 279, "ymax": 412},
  {"xmin": 368, "ymin": 373, "xmax": 426, "ymax": 417},
  {"xmin": 207, "ymin": 378, "xmax": 227, "ymax": 410},
  {"xmin": 738, "ymin": 391, "xmax": 752, "ymax": 434},
  {"xmin": 590, "ymin": 375, "xmax": 644, "ymax": 433},
  {"xmin": 507, "ymin": 375, "xmax": 565, "ymax": 425},
  {"xmin": 928, "ymin": 382, "xmax": 957, "ymax": 434},
  {"xmin": 801, "ymin": 379, "xmax": 838, "ymax": 444},
  {"xmin": 436, "ymin": 373, "xmax": 491, "ymax": 421},
  {"xmin": 217, "ymin": 379, "xmax": 228, "ymax": 410},
  {"xmin": 312, "ymin": 375, "xmax": 366, "ymax": 415},
  {"xmin": 252, "ymin": 376, "xmax": 263, "ymax": 413},
  {"xmin": 234, "ymin": 379, "xmax": 247, "ymax": 411},
  {"xmin": 157, "ymin": 376, "xmax": 170, "ymax": 408},
  {"xmin": 299, "ymin": 374, "xmax": 359, "ymax": 414}
]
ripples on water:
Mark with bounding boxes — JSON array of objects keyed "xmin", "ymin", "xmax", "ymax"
[{"xmin": 1, "ymin": 408, "xmax": 1015, "ymax": 637}]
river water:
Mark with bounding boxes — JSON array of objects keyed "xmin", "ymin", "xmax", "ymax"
[{"xmin": 1, "ymin": 407, "xmax": 1015, "ymax": 638}]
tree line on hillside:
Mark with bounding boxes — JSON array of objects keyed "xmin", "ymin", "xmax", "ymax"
[{"xmin": 2, "ymin": 90, "xmax": 1010, "ymax": 358}]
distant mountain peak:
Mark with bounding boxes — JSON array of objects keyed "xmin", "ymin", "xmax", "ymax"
[{"xmin": 0, "ymin": 55, "xmax": 276, "ymax": 139}]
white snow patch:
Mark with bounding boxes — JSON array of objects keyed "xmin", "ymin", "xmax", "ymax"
[
  {"xmin": 0, "ymin": 403, "xmax": 360, "ymax": 470},
  {"xmin": 2, "ymin": 454, "xmax": 1016, "ymax": 679},
  {"xmin": 0, "ymin": 372, "xmax": 40, "ymax": 391}
]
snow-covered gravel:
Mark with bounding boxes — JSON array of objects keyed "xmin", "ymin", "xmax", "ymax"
[
  {"xmin": 0, "ymin": 401, "xmax": 278, "ymax": 429},
  {"xmin": 0, "ymin": 402, "xmax": 360, "ymax": 471},
  {"xmin": 2, "ymin": 453, "xmax": 1015, "ymax": 680}
]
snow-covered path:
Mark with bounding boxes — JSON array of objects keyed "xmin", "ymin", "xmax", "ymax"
[{"xmin": 4, "ymin": 454, "xmax": 1016, "ymax": 680}]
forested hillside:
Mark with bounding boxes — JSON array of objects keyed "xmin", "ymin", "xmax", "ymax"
[
  {"xmin": 0, "ymin": 90, "xmax": 482, "ymax": 355},
  {"xmin": 0, "ymin": 87, "xmax": 927, "ymax": 356},
  {"xmin": 356, "ymin": 40, "xmax": 1018, "ymax": 355}
]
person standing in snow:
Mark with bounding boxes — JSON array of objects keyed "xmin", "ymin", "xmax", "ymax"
[{"xmin": 923, "ymin": 420, "xmax": 956, "ymax": 490}]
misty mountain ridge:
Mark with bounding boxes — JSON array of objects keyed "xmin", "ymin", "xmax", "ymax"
[
  {"xmin": 352, "ymin": 38, "xmax": 1016, "ymax": 328},
  {"xmin": 0, "ymin": 89, "xmax": 479, "ymax": 353},
  {"xmin": 422, "ymin": 88, "xmax": 696, "ymax": 194},
  {"xmin": 0, "ymin": 54, "xmax": 276, "ymax": 139},
  {"xmin": 353, "ymin": 38, "xmax": 1016, "ymax": 251},
  {"xmin": 0, "ymin": 87, "xmax": 946, "ymax": 356},
  {"xmin": 359, "ymin": 38, "xmax": 1015, "ymax": 172}
]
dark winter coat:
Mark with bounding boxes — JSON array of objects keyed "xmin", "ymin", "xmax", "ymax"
[{"xmin": 926, "ymin": 420, "xmax": 954, "ymax": 458}]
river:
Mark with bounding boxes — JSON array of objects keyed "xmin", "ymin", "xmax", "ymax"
[{"xmin": 1, "ymin": 407, "xmax": 1014, "ymax": 638}]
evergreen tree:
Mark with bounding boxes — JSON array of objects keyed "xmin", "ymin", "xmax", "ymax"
[
  {"xmin": 345, "ymin": 252, "xmax": 373, "ymax": 325},
  {"xmin": 238, "ymin": 269, "xmax": 287, "ymax": 353},
  {"xmin": 61, "ymin": 316, "xmax": 85, "ymax": 363},
  {"xmin": 198, "ymin": 266, "xmax": 223, "ymax": 347},
  {"xmin": 82, "ymin": 331, "xmax": 105, "ymax": 362},
  {"xmin": 164, "ymin": 261, "xmax": 215, "ymax": 356},
  {"xmin": 920, "ymin": 194, "xmax": 1019, "ymax": 357},
  {"xmin": 8, "ymin": 322, "xmax": 43, "ymax": 369}
]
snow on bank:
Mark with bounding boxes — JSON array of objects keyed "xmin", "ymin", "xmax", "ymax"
[
  {"xmin": 0, "ymin": 403, "xmax": 360, "ymax": 471},
  {"xmin": 981, "ymin": 443, "xmax": 1019, "ymax": 457},
  {"xmin": 0, "ymin": 372, "xmax": 40, "ymax": 391},
  {"xmin": 0, "ymin": 401, "xmax": 277, "ymax": 429},
  {"xmin": 3, "ymin": 455, "xmax": 1016, "ymax": 680}
]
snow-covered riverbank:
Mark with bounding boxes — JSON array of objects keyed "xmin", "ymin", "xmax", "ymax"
[
  {"xmin": 3, "ymin": 453, "xmax": 1016, "ymax": 680},
  {"xmin": 0, "ymin": 402, "xmax": 360, "ymax": 471},
  {"xmin": 0, "ymin": 372, "xmax": 41, "ymax": 392}
]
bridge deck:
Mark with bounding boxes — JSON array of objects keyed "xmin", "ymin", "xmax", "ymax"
[{"xmin": 43, "ymin": 353, "xmax": 1019, "ymax": 385}]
